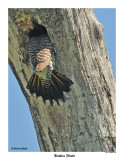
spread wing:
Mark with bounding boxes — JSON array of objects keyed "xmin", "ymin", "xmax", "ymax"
[{"xmin": 35, "ymin": 48, "xmax": 51, "ymax": 72}]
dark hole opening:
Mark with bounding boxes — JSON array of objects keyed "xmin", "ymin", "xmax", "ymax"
[{"xmin": 28, "ymin": 22, "xmax": 47, "ymax": 38}]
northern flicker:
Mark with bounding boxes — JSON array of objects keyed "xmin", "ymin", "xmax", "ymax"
[{"xmin": 27, "ymin": 24, "xmax": 73, "ymax": 105}]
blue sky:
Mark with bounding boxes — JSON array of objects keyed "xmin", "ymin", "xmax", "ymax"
[
  {"xmin": 8, "ymin": 8, "xmax": 116, "ymax": 152},
  {"xmin": 8, "ymin": 67, "xmax": 40, "ymax": 152},
  {"xmin": 94, "ymin": 9, "xmax": 116, "ymax": 81}
]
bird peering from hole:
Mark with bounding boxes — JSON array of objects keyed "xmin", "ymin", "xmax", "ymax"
[{"xmin": 27, "ymin": 24, "xmax": 73, "ymax": 105}]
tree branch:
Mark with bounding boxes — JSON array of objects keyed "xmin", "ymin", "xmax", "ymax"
[{"xmin": 8, "ymin": 8, "xmax": 116, "ymax": 152}]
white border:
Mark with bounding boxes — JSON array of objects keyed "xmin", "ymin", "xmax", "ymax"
[{"xmin": 1, "ymin": 1, "xmax": 123, "ymax": 160}]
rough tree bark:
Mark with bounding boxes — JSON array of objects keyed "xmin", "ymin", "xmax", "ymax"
[{"xmin": 8, "ymin": 8, "xmax": 116, "ymax": 152}]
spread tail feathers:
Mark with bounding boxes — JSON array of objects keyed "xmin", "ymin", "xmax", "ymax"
[{"xmin": 26, "ymin": 69, "xmax": 73, "ymax": 105}]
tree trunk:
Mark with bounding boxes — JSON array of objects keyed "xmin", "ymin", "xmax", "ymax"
[{"xmin": 8, "ymin": 8, "xmax": 116, "ymax": 152}]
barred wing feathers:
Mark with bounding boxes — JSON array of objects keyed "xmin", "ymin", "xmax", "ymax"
[{"xmin": 35, "ymin": 48, "xmax": 51, "ymax": 72}]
